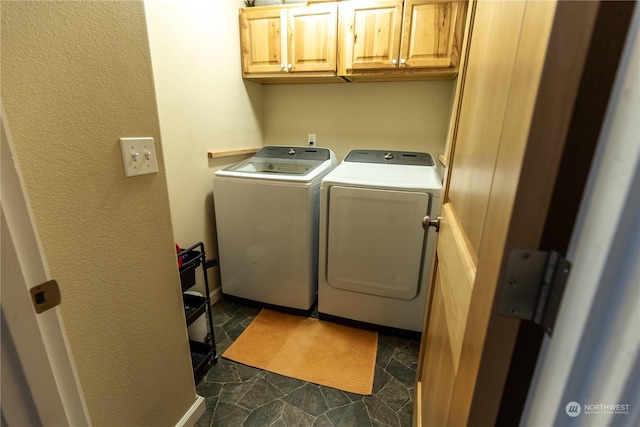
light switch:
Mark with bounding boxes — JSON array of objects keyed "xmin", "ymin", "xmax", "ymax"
[{"xmin": 119, "ymin": 137, "xmax": 158, "ymax": 177}]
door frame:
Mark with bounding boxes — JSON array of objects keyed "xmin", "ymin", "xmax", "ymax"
[
  {"xmin": 415, "ymin": 0, "xmax": 630, "ymax": 425},
  {"xmin": 459, "ymin": 1, "xmax": 637, "ymax": 423},
  {"xmin": 1, "ymin": 108, "xmax": 91, "ymax": 426},
  {"xmin": 449, "ymin": 1, "xmax": 601, "ymax": 423},
  {"xmin": 496, "ymin": 1, "xmax": 637, "ymax": 423},
  {"xmin": 522, "ymin": 5, "xmax": 640, "ymax": 424}
]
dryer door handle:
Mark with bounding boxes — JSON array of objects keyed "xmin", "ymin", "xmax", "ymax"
[{"xmin": 422, "ymin": 215, "xmax": 441, "ymax": 232}]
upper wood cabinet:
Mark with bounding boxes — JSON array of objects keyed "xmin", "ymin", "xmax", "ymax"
[
  {"xmin": 338, "ymin": 0, "xmax": 404, "ymax": 72},
  {"xmin": 239, "ymin": 3, "xmax": 342, "ymax": 83},
  {"xmin": 238, "ymin": 1, "xmax": 467, "ymax": 83},
  {"xmin": 402, "ymin": 0, "xmax": 461, "ymax": 68},
  {"xmin": 338, "ymin": 0, "xmax": 467, "ymax": 81}
]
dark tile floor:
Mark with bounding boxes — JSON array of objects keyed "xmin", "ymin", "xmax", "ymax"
[{"xmin": 195, "ymin": 297, "xmax": 420, "ymax": 427}]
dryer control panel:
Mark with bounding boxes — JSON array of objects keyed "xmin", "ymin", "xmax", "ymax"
[{"xmin": 344, "ymin": 150, "xmax": 435, "ymax": 166}]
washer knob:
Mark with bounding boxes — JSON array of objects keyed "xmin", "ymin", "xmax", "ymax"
[
  {"xmin": 288, "ymin": 148, "xmax": 296, "ymax": 155},
  {"xmin": 384, "ymin": 152, "xmax": 394, "ymax": 160}
]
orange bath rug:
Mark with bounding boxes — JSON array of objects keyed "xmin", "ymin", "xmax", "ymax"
[{"xmin": 222, "ymin": 309, "xmax": 378, "ymax": 395}]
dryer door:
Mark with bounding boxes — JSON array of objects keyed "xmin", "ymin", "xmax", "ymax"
[{"xmin": 326, "ymin": 185, "xmax": 429, "ymax": 300}]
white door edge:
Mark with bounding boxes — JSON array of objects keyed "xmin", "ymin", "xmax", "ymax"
[{"xmin": 1, "ymin": 106, "xmax": 92, "ymax": 426}]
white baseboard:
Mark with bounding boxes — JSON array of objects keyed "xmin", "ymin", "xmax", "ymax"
[{"xmin": 175, "ymin": 395, "xmax": 205, "ymax": 427}]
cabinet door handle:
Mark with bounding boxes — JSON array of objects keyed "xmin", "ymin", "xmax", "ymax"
[
  {"xmin": 287, "ymin": 64, "xmax": 292, "ymax": 69},
  {"xmin": 400, "ymin": 58, "xmax": 407, "ymax": 65},
  {"xmin": 392, "ymin": 58, "xmax": 398, "ymax": 65}
]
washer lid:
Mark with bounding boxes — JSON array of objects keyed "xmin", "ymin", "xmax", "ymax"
[
  {"xmin": 224, "ymin": 158, "xmax": 319, "ymax": 175},
  {"xmin": 215, "ymin": 146, "xmax": 337, "ymax": 182}
]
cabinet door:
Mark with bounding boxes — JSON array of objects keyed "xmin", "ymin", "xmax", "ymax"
[
  {"xmin": 240, "ymin": 8, "xmax": 287, "ymax": 75},
  {"xmin": 400, "ymin": 0, "xmax": 460, "ymax": 68},
  {"xmin": 339, "ymin": 0, "xmax": 403, "ymax": 72},
  {"xmin": 288, "ymin": 3, "xmax": 337, "ymax": 73}
]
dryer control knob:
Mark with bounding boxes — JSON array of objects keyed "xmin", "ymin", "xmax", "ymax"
[
  {"xmin": 384, "ymin": 152, "xmax": 394, "ymax": 160},
  {"xmin": 288, "ymin": 148, "xmax": 296, "ymax": 155}
]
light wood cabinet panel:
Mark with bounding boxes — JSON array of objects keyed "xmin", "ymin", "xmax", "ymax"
[
  {"xmin": 240, "ymin": 8, "xmax": 286, "ymax": 75},
  {"xmin": 401, "ymin": 0, "xmax": 460, "ymax": 68},
  {"xmin": 288, "ymin": 4, "xmax": 338, "ymax": 73},
  {"xmin": 339, "ymin": 0, "xmax": 467, "ymax": 81},
  {"xmin": 239, "ymin": 3, "xmax": 342, "ymax": 83},
  {"xmin": 338, "ymin": 0, "xmax": 403, "ymax": 72}
]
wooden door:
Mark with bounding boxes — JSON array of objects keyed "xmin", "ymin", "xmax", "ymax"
[
  {"xmin": 288, "ymin": 3, "xmax": 337, "ymax": 73},
  {"xmin": 414, "ymin": 0, "xmax": 601, "ymax": 425},
  {"xmin": 400, "ymin": 0, "xmax": 460, "ymax": 69},
  {"xmin": 239, "ymin": 7, "xmax": 286, "ymax": 75},
  {"xmin": 338, "ymin": 0, "xmax": 403, "ymax": 73}
]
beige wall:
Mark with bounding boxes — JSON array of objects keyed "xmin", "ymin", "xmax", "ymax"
[
  {"xmin": 263, "ymin": 81, "xmax": 455, "ymax": 162},
  {"xmin": 1, "ymin": 2, "xmax": 197, "ymax": 426},
  {"xmin": 144, "ymin": 0, "xmax": 263, "ymax": 293},
  {"xmin": 145, "ymin": 1, "xmax": 454, "ymax": 299},
  {"xmin": 2, "ymin": 0, "xmax": 456, "ymax": 423}
]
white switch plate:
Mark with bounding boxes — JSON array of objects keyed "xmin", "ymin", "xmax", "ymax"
[{"xmin": 119, "ymin": 137, "xmax": 158, "ymax": 177}]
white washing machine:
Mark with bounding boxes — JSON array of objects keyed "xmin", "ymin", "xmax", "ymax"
[
  {"xmin": 318, "ymin": 149, "xmax": 442, "ymax": 334},
  {"xmin": 213, "ymin": 146, "xmax": 336, "ymax": 314}
]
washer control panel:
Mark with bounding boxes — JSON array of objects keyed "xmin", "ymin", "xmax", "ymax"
[
  {"xmin": 344, "ymin": 150, "xmax": 435, "ymax": 166},
  {"xmin": 255, "ymin": 146, "xmax": 331, "ymax": 161}
]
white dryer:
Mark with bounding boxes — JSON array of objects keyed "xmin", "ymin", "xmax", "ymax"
[
  {"xmin": 213, "ymin": 146, "xmax": 336, "ymax": 315},
  {"xmin": 318, "ymin": 150, "xmax": 442, "ymax": 334}
]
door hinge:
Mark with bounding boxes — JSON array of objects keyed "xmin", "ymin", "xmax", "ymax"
[
  {"xmin": 498, "ymin": 250, "xmax": 571, "ymax": 335},
  {"xmin": 30, "ymin": 279, "xmax": 61, "ymax": 314}
]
